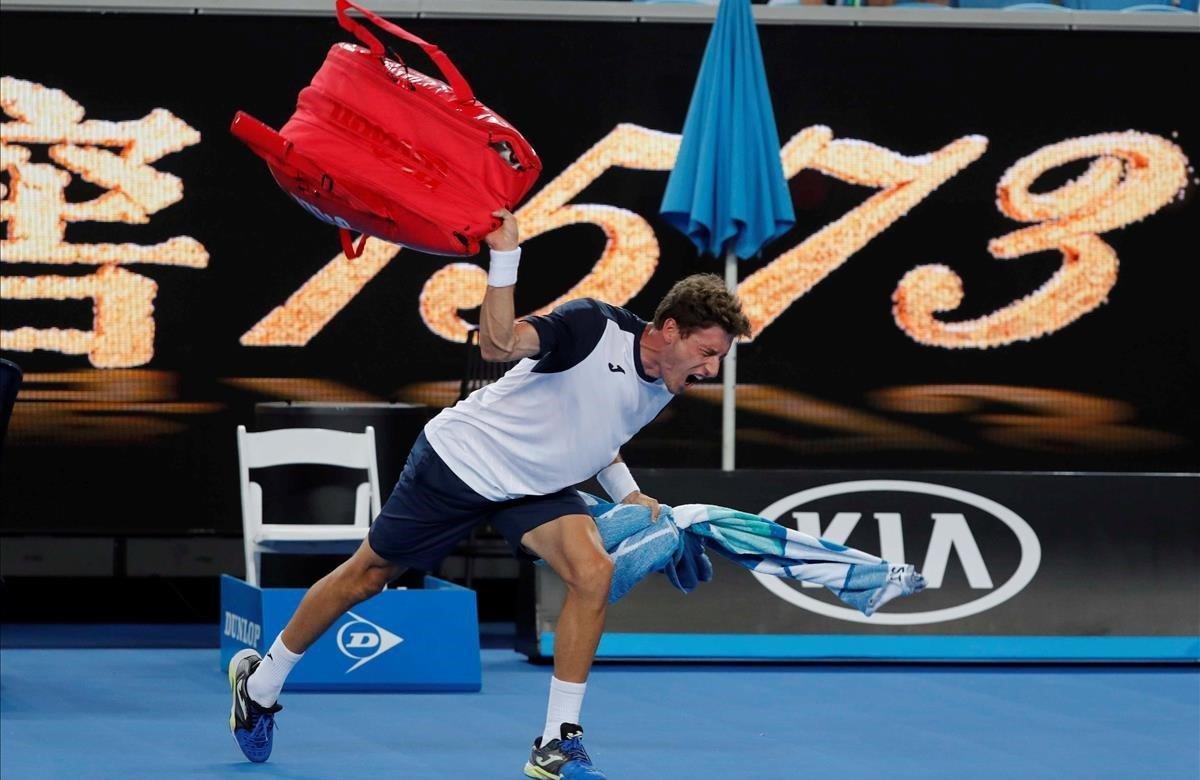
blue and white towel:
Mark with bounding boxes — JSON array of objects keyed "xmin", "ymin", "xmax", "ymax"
[{"xmin": 577, "ymin": 494, "xmax": 925, "ymax": 617}]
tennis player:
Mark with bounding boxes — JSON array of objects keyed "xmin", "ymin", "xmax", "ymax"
[{"xmin": 228, "ymin": 209, "xmax": 751, "ymax": 779}]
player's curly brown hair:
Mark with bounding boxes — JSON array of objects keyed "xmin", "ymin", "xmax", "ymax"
[{"xmin": 653, "ymin": 274, "xmax": 751, "ymax": 338}]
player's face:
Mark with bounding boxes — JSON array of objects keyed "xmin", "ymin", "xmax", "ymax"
[{"xmin": 664, "ymin": 323, "xmax": 734, "ymax": 395}]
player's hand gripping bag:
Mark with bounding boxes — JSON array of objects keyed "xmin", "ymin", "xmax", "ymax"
[{"xmin": 230, "ymin": 0, "xmax": 541, "ymax": 258}]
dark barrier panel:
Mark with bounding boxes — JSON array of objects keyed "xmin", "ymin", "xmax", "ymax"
[
  {"xmin": 523, "ymin": 470, "xmax": 1200, "ymax": 661},
  {"xmin": 246, "ymin": 402, "xmax": 437, "ymax": 587},
  {"xmin": 1, "ymin": 12, "xmax": 1197, "ymax": 537},
  {"xmin": 252, "ymin": 402, "xmax": 435, "ymax": 526}
]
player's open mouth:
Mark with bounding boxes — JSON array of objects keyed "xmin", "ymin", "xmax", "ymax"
[{"xmin": 685, "ymin": 374, "xmax": 702, "ymax": 387}]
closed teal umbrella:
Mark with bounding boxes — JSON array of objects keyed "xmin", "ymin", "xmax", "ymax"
[{"xmin": 660, "ymin": 0, "xmax": 794, "ymax": 470}]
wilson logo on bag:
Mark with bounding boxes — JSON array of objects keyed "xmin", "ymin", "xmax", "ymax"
[{"xmin": 231, "ymin": 0, "xmax": 541, "ymax": 258}]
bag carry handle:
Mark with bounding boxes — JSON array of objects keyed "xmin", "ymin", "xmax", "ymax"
[
  {"xmin": 339, "ymin": 228, "xmax": 368, "ymax": 259},
  {"xmin": 336, "ymin": 0, "xmax": 476, "ymax": 103}
]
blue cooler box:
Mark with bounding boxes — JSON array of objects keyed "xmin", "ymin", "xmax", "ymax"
[{"xmin": 219, "ymin": 574, "xmax": 481, "ymax": 691}]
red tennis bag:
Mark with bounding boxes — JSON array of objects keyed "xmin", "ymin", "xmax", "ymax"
[{"xmin": 231, "ymin": 0, "xmax": 541, "ymax": 258}]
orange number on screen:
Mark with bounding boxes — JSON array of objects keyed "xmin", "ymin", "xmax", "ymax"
[
  {"xmin": 892, "ymin": 132, "xmax": 1189, "ymax": 348},
  {"xmin": 737, "ymin": 128, "xmax": 988, "ymax": 339},
  {"xmin": 420, "ymin": 124, "xmax": 675, "ymax": 342}
]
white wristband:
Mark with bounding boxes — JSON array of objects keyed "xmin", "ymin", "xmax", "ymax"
[
  {"xmin": 597, "ymin": 462, "xmax": 639, "ymax": 502},
  {"xmin": 487, "ymin": 247, "xmax": 521, "ymax": 287}
]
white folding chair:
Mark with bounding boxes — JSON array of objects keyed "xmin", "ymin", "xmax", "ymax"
[{"xmin": 237, "ymin": 424, "xmax": 382, "ymax": 586}]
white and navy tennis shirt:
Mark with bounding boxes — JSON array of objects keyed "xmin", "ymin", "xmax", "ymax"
[{"xmin": 423, "ymin": 298, "xmax": 674, "ymax": 501}]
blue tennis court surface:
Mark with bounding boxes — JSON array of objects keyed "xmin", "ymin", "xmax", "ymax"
[{"xmin": 2, "ymin": 644, "xmax": 1197, "ymax": 779}]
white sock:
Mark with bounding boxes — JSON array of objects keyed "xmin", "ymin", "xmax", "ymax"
[
  {"xmin": 541, "ymin": 676, "xmax": 587, "ymax": 746},
  {"xmin": 247, "ymin": 633, "xmax": 303, "ymax": 707}
]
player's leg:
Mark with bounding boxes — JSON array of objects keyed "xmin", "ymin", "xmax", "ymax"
[
  {"xmin": 518, "ymin": 512, "xmax": 612, "ymax": 780},
  {"xmin": 230, "ymin": 430, "xmax": 484, "ymax": 763},
  {"xmin": 228, "ymin": 537, "xmax": 405, "ymax": 762},
  {"xmin": 522, "ymin": 513, "xmax": 613, "ymax": 684},
  {"xmin": 281, "ymin": 538, "xmax": 405, "ymax": 653},
  {"xmin": 250, "ymin": 537, "xmax": 405, "ymax": 702}
]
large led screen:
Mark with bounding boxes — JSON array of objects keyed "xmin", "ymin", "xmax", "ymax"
[{"xmin": 2, "ymin": 12, "xmax": 1196, "ymax": 532}]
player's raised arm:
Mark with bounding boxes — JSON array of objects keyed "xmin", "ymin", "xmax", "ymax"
[{"xmin": 478, "ymin": 209, "xmax": 543, "ymax": 363}]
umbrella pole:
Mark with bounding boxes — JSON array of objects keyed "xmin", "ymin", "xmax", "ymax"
[{"xmin": 722, "ymin": 247, "xmax": 737, "ymax": 471}]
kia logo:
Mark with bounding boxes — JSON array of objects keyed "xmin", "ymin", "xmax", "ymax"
[{"xmin": 754, "ymin": 480, "xmax": 1040, "ymax": 625}]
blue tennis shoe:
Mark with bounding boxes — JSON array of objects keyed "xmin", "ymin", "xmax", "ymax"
[
  {"xmin": 524, "ymin": 723, "xmax": 607, "ymax": 779},
  {"xmin": 228, "ymin": 648, "xmax": 283, "ymax": 763}
]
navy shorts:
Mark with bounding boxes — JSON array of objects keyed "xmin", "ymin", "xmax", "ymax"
[{"xmin": 367, "ymin": 431, "xmax": 589, "ymax": 571}]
